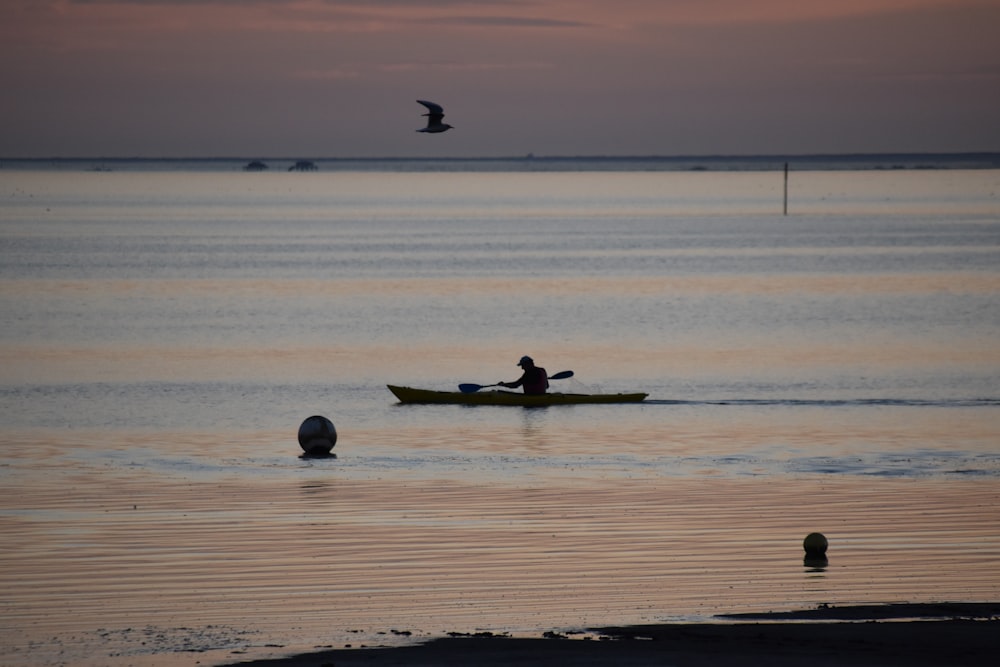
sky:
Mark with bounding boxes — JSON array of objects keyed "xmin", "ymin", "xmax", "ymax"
[{"xmin": 2, "ymin": 0, "xmax": 999, "ymax": 158}]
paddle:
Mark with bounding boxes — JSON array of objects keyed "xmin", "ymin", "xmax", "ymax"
[{"xmin": 458, "ymin": 370, "xmax": 574, "ymax": 394}]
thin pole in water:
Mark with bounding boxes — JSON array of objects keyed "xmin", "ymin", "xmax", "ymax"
[{"xmin": 783, "ymin": 162, "xmax": 789, "ymax": 216}]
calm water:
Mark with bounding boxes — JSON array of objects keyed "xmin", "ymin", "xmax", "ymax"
[{"xmin": 1, "ymin": 166, "xmax": 999, "ymax": 666}]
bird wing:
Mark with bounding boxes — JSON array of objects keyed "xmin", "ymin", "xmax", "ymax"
[{"xmin": 417, "ymin": 100, "xmax": 445, "ymax": 115}]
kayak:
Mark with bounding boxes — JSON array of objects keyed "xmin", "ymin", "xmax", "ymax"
[{"xmin": 388, "ymin": 385, "xmax": 648, "ymax": 406}]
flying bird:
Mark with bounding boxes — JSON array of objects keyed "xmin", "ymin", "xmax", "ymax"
[{"xmin": 416, "ymin": 100, "xmax": 453, "ymax": 133}]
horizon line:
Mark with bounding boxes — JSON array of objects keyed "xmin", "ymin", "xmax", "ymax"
[{"xmin": 4, "ymin": 151, "xmax": 1000, "ymax": 162}]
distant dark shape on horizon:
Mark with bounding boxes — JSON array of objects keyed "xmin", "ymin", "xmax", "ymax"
[{"xmin": 416, "ymin": 100, "xmax": 453, "ymax": 134}]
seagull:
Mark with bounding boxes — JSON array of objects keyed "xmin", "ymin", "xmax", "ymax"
[{"xmin": 416, "ymin": 100, "xmax": 453, "ymax": 133}]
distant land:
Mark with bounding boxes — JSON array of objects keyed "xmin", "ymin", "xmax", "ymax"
[{"xmin": 2, "ymin": 152, "xmax": 999, "ymax": 173}]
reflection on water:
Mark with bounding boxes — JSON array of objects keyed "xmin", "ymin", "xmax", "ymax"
[
  {"xmin": 1, "ymin": 168, "xmax": 999, "ymax": 665},
  {"xmin": 804, "ymin": 556, "xmax": 830, "ymax": 573}
]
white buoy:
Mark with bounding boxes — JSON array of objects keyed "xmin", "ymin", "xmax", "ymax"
[{"xmin": 298, "ymin": 415, "xmax": 337, "ymax": 455}]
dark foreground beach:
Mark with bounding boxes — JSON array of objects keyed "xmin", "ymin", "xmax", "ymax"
[{"xmin": 227, "ymin": 603, "xmax": 999, "ymax": 667}]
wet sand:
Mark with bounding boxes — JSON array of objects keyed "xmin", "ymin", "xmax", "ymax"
[
  {"xmin": 3, "ymin": 469, "xmax": 999, "ymax": 666},
  {"xmin": 227, "ymin": 603, "xmax": 1000, "ymax": 666}
]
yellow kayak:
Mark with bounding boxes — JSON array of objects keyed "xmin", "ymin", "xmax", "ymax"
[{"xmin": 388, "ymin": 385, "xmax": 648, "ymax": 406}]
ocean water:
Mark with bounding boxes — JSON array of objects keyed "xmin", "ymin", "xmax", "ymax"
[{"xmin": 1, "ymin": 164, "xmax": 999, "ymax": 666}]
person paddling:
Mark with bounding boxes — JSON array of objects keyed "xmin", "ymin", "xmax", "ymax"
[{"xmin": 498, "ymin": 356, "xmax": 549, "ymax": 395}]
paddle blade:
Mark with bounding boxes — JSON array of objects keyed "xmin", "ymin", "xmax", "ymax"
[
  {"xmin": 549, "ymin": 370, "xmax": 574, "ymax": 380},
  {"xmin": 458, "ymin": 383, "xmax": 486, "ymax": 393}
]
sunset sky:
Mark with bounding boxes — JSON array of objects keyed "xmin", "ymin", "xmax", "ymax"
[{"xmin": 2, "ymin": 0, "xmax": 999, "ymax": 158}]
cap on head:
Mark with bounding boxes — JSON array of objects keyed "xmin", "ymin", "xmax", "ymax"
[{"xmin": 518, "ymin": 356, "xmax": 533, "ymax": 367}]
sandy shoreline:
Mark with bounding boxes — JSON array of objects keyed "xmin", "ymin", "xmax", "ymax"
[{"xmin": 225, "ymin": 603, "xmax": 999, "ymax": 666}]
